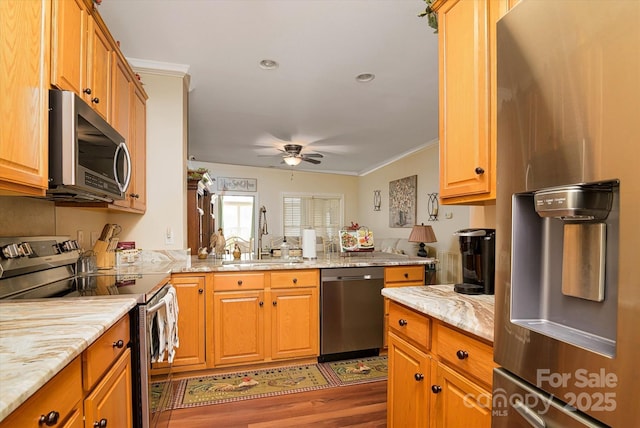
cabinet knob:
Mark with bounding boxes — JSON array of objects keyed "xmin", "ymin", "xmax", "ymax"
[
  {"xmin": 456, "ymin": 350, "xmax": 469, "ymax": 360},
  {"xmin": 91, "ymin": 97, "xmax": 100, "ymax": 104},
  {"xmin": 431, "ymin": 385, "xmax": 442, "ymax": 394},
  {"xmin": 414, "ymin": 373, "xmax": 424, "ymax": 381},
  {"xmin": 237, "ymin": 280, "xmax": 243, "ymax": 286},
  {"xmin": 475, "ymin": 167, "xmax": 485, "ymax": 175},
  {"xmin": 292, "ymin": 278, "xmax": 298, "ymax": 284},
  {"xmin": 112, "ymin": 339, "xmax": 124, "ymax": 349},
  {"xmin": 83, "ymin": 88, "xmax": 92, "ymax": 95},
  {"xmin": 93, "ymin": 419, "xmax": 108, "ymax": 428},
  {"xmin": 404, "ymin": 272, "xmax": 409, "ymax": 278},
  {"xmin": 129, "ymin": 193, "xmax": 139, "ymax": 199},
  {"xmin": 38, "ymin": 410, "xmax": 60, "ymax": 426},
  {"xmin": 198, "ymin": 288, "xmax": 204, "ymax": 294},
  {"xmin": 259, "ymin": 301, "xmax": 264, "ymax": 306},
  {"xmin": 272, "ymin": 301, "xmax": 277, "ymax": 306},
  {"xmin": 398, "ymin": 319, "xmax": 408, "ymax": 327}
]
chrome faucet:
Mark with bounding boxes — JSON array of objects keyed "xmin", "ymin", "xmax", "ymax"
[{"xmin": 257, "ymin": 206, "xmax": 268, "ymax": 259}]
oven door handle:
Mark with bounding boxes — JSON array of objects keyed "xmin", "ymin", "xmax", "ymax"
[{"xmin": 147, "ymin": 298, "xmax": 167, "ymax": 315}]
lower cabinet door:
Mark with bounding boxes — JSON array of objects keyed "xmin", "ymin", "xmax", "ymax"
[
  {"xmin": 213, "ymin": 290, "xmax": 265, "ymax": 365},
  {"xmin": 430, "ymin": 361, "xmax": 492, "ymax": 428},
  {"xmin": 84, "ymin": 348, "xmax": 133, "ymax": 428},
  {"xmin": 387, "ymin": 332, "xmax": 430, "ymax": 427},
  {"xmin": 270, "ymin": 287, "xmax": 318, "ymax": 360}
]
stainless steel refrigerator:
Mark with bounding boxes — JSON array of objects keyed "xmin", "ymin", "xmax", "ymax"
[{"xmin": 493, "ymin": 0, "xmax": 640, "ymax": 426}]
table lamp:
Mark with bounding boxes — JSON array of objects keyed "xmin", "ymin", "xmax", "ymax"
[{"xmin": 408, "ymin": 223, "xmax": 437, "ymax": 257}]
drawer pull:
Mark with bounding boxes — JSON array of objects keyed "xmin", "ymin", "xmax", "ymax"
[
  {"xmin": 398, "ymin": 319, "xmax": 408, "ymax": 326},
  {"xmin": 403, "ymin": 272, "xmax": 409, "ymax": 278},
  {"xmin": 456, "ymin": 350, "xmax": 469, "ymax": 360},
  {"xmin": 38, "ymin": 410, "xmax": 60, "ymax": 426},
  {"xmin": 113, "ymin": 339, "xmax": 124, "ymax": 349},
  {"xmin": 93, "ymin": 418, "xmax": 108, "ymax": 428},
  {"xmin": 237, "ymin": 280, "xmax": 243, "ymax": 286},
  {"xmin": 292, "ymin": 278, "xmax": 298, "ymax": 284},
  {"xmin": 431, "ymin": 385, "xmax": 442, "ymax": 394},
  {"xmin": 414, "ymin": 373, "xmax": 424, "ymax": 381}
]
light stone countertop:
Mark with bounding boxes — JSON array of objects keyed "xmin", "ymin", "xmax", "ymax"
[
  {"xmin": 382, "ymin": 285, "xmax": 495, "ymax": 342},
  {"xmin": 0, "ymin": 297, "xmax": 137, "ymax": 421}
]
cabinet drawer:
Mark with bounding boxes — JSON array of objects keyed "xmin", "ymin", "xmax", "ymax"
[
  {"xmin": 83, "ymin": 315, "xmax": 130, "ymax": 391},
  {"xmin": 385, "ymin": 265, "xmax": 425, "ymax": 285},
  {"xmin": 0, "ymin": 358, "xmax": 82, "ymax": 428},
  {"xmin": 213, "ymin": 272, "xmax": 265, "ymax": 291},
  {"xmin": 388, "ymin": 301, "xmax": 430, "ymax": 351},
  {"xmin": 436, "ymin": 323, "xmax": 494, "ymax": 387},
  {"xmin": 270, "ymin": 269, "xmax": 318, "ymax": 288}
]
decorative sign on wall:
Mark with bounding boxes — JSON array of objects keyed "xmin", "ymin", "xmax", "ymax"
[
  {"xmin": 389, "ymin": 175, "xmax": 417, "ymax": 228},
  {"xmin": 217, "ymin": 177, "xmax": 257, "ymax": 192}
]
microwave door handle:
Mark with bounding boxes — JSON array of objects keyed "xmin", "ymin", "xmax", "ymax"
[{"xmin": 114, "ymin": 142, "xmax": 132, "ymax": 193}]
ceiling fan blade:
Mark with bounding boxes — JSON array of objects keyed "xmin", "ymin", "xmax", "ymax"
[
  {"xmin": 304, "ymin": 153, "xmax": 323, "ymax": 158},
  {"xmin": 302, "ymin": 157, "xmax": 321, "ymax": 165}
]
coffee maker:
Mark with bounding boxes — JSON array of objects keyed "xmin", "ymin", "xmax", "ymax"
[{"xmin": 453, "ymin": 228, "xmax": 495, "ymax": 295}]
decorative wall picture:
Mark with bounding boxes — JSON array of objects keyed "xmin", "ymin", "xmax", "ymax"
[
  {"xmin": 217, "ymin": 177, "xmax": 257, "ymax": 192},
  {"xmin": 389, "ymin": 175, "xmax": 417, "ymax": 228}
]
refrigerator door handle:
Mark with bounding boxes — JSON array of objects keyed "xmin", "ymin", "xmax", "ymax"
[{"xmin": 513, "ymin": 399, "xmax": 546, "ymax": 428}]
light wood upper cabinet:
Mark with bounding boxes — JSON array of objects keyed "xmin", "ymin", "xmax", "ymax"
[
  {"xmin": 111, "ymin": 54, "xmax": 147, "ymax": 213},
  {"xmin": 50, "ymin": 0, "xmax": 87, "ymax": 95},
  {"xmin": 0, "ymin": 0, "xmax": 50, "ymax": 196},
  {"xmin": 85, "ymin": 12, "xmax": 111, "ymax": 121},
  {"xmin": 433, "ymin": 0, "xmax": 517, "ymax": 205}
]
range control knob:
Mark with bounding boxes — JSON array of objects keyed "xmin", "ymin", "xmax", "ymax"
[
  {"xmin": 1, "ymin": 243, "xmax": 21, "ymax": 259},
  {"xmin": 60, "ymin": 240, "xmax": 79, "ymax": 252},
  {"xmin": 18, "ymin": 242, "xmax": 33, "ymax": 257}
]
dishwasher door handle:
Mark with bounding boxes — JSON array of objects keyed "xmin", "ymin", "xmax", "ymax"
[{"xmin": 334, "ymin": 275, "xmax": 375, "ymax": 281}]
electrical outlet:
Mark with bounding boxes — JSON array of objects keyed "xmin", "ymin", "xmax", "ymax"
[
  {"xmin": 165, "ymin": 227, "xmax": 174, "ymax": 245},
  {"xmin": 445, "ymin": 212, "xmax": 453, "ymax": 219}
]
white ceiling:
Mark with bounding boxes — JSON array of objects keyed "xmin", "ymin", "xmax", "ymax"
[{"xmin": 99, "ymin": 0, "xmax": 439, "ymax": 176}]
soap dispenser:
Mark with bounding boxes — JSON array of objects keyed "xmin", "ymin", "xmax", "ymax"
[{"xmin": 280, "ymin": 237, "xmax": 290, "ymax": 260}]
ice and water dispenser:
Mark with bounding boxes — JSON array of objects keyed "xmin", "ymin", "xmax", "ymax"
[{"xmin": 510, "ymin": 180, "xmax": 619, "ymax": 357}]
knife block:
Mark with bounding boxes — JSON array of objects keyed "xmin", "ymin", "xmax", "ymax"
[{"xmin": 94, "ymin": 240, "xmax": 115, "ymax": 269}]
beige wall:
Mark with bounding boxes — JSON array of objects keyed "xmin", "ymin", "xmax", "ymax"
[{"xmin": 356, "ymin": 143, "xmax": 474, "ymax": 254}]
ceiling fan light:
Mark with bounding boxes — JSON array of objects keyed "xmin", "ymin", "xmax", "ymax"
[{"xmin": 284, "ymin": 156, "xmax": 302, "ymax": 166}]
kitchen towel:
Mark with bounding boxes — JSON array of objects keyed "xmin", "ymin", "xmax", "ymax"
[{"xmin": 302, "ymin": 229, "xmax": 317, "ymax": 259}]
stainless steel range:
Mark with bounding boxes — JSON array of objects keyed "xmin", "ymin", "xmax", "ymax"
[{"xmin": 0, "ymin": 236, "xmax": 174, "ymax": 428}]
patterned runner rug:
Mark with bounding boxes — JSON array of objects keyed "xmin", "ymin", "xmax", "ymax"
[
  {"xmin": 171, "ymin": 356, "xmax": 387, "ymax": 408},
  {"xmin": 318, "ymin": 356, "xmax": 388, "ymax": 386}
]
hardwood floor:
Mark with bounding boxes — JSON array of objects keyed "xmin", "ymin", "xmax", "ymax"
[{"xmin": 168, "ymin": 380, "xmax": 387, "ymax": 428}]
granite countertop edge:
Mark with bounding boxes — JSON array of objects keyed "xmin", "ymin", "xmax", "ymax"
[
  {"xmin": 382, "ymin": 285, "xmax": 495, "ymax": 343},
  {"xmin": 0, "ymin": 297, "xmax": 138, "ymax": 422}
]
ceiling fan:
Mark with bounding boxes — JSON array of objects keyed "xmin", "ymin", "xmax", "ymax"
[{"xmin": 279, "ymin": 144, "xmax": 323, "ymax": 166}]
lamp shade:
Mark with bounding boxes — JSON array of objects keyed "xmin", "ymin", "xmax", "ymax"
[
  {"xmin": 408, "ymin": 224, "xmax": 437, "ymax": 244},
  {"xmin": 408, "ymin": 224, "xmax": 437, "ymax": 257},
  {"xmin": 284, "ymin": 156, "xmax": 302, "ymax": 166}
]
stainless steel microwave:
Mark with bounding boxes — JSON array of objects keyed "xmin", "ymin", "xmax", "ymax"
[{"xmin": 48, "ymin": 90, "xmax": 131, "ymax": 202}]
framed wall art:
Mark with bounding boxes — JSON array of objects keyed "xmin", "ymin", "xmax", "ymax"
[
  {"xmin": 389, "ymin": 175, "xmax": 417, "ymax": 228},
  {"xmin": 217, "ymin": 177, "xmax": 257, "ymax": 192}
]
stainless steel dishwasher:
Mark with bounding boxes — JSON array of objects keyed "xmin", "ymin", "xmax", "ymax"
[{"xmin": 319, "ymin": 266, "xmax": 385, "ymax": 362}]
